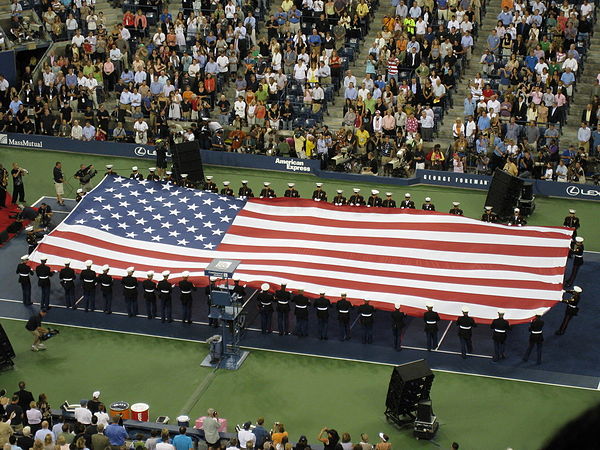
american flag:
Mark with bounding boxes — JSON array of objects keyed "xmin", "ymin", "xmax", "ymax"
[{"xmin": 30, "ymin": 176, "xmax": 574, "ymax": 323}]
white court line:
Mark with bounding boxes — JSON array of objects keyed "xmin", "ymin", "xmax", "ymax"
[
  {"xmin": 1, "ymin": 315, "xmax": 597, "ymax": 391},
  {"xmin": 30, "ymin": 196, "xmax": 44, "ymax": 207},
  {"xmin": 436, "ymin": 322, "xmax": 452, "ymax": 351}
]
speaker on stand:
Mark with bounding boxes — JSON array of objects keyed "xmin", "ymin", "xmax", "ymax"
[
  {"xmin": 484, "ymin": 169, "xmax": 524, "ymax": 220},
  {"xmin": 518, "ymin": 182, "xmax": 536, "ymax": 216},
  {"xmin": 171, "ymin": 141, "xmax": 205, "ymax": 185}
]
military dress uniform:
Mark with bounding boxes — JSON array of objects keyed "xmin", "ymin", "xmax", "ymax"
[
  {"xmin": 312, "ymin": 187, "xmax": 327, "ymax": 202},
  {"xmin": 563, "ymin": 212, "xmax": 580, "ymax": 238},
  {"xmin": 456, "ymin": 310, "xmax": 476, "ymax": 358},
  {"xmin": 523, "ymin": 315, "xmax": 544, "ymax": 364},
  {"xmin": 259, "ymin": 186, "xmax": 276, "ymax": 198},
  {"xmin": 449, "ymin": 205, "xmax": 464, "ymax": 215},
  {"xmin": 36, "ymin": 261, "xmax": 53, "ymax": 310},
  {"xmin": 336, "ymin": 295, "xmax": 352, "ymax": 341},
  {"xmin": 481, "ymin": 209, "xmax": 498, "ymax": 223},
  {"xmin": 238, "ymin": 183, "xmax": 254, "ymax": 198},
  {"xmin": 59, "ymin": 264, "xmax": 76, "ymax": 309},
  {"xmin": 97, "ymin": 268, "xmax": 113, "ymax": 313},
  {"xmin": 292, "ymin": 291, "xmax": 310, "ymax": 337},
  {"xmin": 121, "ymin": 271, "xmax": 139, "ymax": 317},
  {"xmin": 422, "ymin": 200, "xmax": 436, "ymax": 211},
  {"xmin": 157, "ymin": 275, "xmax": 173, "ymax": 323},
  {"xmin": 257, "ymin": 287, "xmax": 274, "ymax": 334},
  {"xmin": 367, "ymin": 194, "xmax": 382, "ymax": 207},
  {"xmin": 357, "ymin": 301, "xmax": 375, "ymax": 344},
  {"xmin": 220, "ymin": 186, "xmax": 234, "ymax": 196},
  {"xmin": 179, "ymin": 275, "xmax": 197, "ymax": 324},
  {"xmin": 332, "ymin": 192, "xmax": 347, "ymax": 206},
  {"xmin": 16, "ymin": 259, "xmax": 34, "ymax": 306},
  {"xmin": 490, "ymin": 313, "xmax": 510, "ymax": 361},
  {"xmin": 313, "ymin": 294, "xmax": 331, "ymax": 340},
  {"xmin": 275, "ymin": 285, "xmax": 292, "ymax": 335},
  {"xmin": 26, "ymin": 230, "xmax": 39, "ymax": 254},
  {"xmin": 507, "ymin": 211, "xmax": 527, "ymax": 226},
  {"xmin": 348, "ymin": 192, "xmax": 365, "ymax": 206},
  {"xmin": 423, "ymin": 307, "xmax": 441, "ymax": 351},
  {"xmin": 555, "ymin": 288, "xmax": 581, "ymax": 335},
  {"xmin": 399, "ymin": 198, "xmax": 415, "ymax": 209},
  {"xmin": 203, "ymin": 178, "xmax": 218, "ymax": 193},
  {"xmin": 80, "ymin": 266, "xmax": 97, "ymax": 312},
  {"xmin": 391, "ymin": 307, "xmax": 406, "ymax": 350},
  {"xmin": 382, "ymin": 195, "xmax": 396, "ymax": 208},
  {"xmin": 129, "ymin": 170, "xmax": 144, "ymax": 181},
  {"xmin": 147, "ymin": 171, "xmax": 160, "ymax": 181},
  {"xmin": 142, "ymin": 276, "xmax": 157, "ymax": 319},
  {"xmin": 565, "ymin": 239, "xmax": 584, "ymax": 286},
  {"xmin": 284, "ymin": 186, "xmax": 300, "ymax": 198}
]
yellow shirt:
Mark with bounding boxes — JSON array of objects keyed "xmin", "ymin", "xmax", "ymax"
[
  {"xmin": 281, "ymin": 0, "xmax": 293, "ymax": 12},
  {"xmin": 356, "ymin": 129, "xmax": 370, "ymax": 147},
  {"xmin": 306, "ymin": 138, "xmax": 315, "ymax": 158},
  {"xmin": 357, "ymin": 3, "xmax": 369, "ymax": 17}
]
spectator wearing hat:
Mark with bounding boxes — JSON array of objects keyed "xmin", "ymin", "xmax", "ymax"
[
  {"xmin": 565, "ymin": 237, "xmax": 584, "ymax": 286},
  {"xmin": 158, "ymin": 271, "xmax": 173, "ymax": 323},
  {"xmin": 456, "ymin": 307, "xmax": 476, "ymax": 359},
  {"xmin": 87, "ymin": 392, "xmax": 101, "ymax": 415},
  {"xmin": 59, "ymin": 261, "xmax": 76, "ymax": 309},
  {"xmin": 556, "ymin": 286, "xmax": 583, "ymax": 335},
  {"xmin": 257, "ymin": 283, "xmax": 274, "ymax": 334}
]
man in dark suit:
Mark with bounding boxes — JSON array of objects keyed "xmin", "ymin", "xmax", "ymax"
[
  {"xmin": 405, "ymin": 47, "xmax": 421, "ymax": 69},
  {"xmin": 548, "ymin": 103, "xmax": 562, "ymax": 125},
  {"xmin": 581, "ymin": 104, "xmax": 598, "ymax": 128}
]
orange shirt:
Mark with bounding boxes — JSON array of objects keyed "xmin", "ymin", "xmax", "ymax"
[
  {"xmin": 500, "ymin": 0, "xmax": 513, "ymax": 10},
  {"xmin": 255, "ymin": 105, "xmax": 266, "ymax": 119},
  {"xmin": 182, "ymin": 90, "xmax": 195, "ymax": 101},
  {"xmin": 272, "ymin": 432, "xmax": 288, "ymax": 446},
  {"xmin": 204, "ymin": 77, "xmax": 216, "ymax": 93}
]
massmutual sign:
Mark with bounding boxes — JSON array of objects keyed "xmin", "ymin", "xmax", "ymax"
[{"xmin": 0, "ymin": 134, "xmax": 43, "ymax": 148}]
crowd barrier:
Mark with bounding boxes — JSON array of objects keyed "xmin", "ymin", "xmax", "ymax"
[{"xmin": 2, "ymin": 132, "xmax": 598, "ymax": 201}]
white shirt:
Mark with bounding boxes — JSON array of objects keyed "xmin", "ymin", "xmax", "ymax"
[
  {"xmin": 109, "ymin": 48, "xmax": 123, "ymax": 61},
  {"xmin": 74, "ymin": 406, "xmax": 92, "ymax": 424},
  {"xmin": 372, "ymin": 115, "xmax": 383, "ymax": 132},
  {"xmin": 94, "ymin": 411, "xmax": 110, "ymax": 428},
  {"xmin": 294, "ymin": 63, "xmax": 307, "ymax": 80},
  {"xmin": 153, "ymin": 32, "xmax": 166, "ymax": 46},
  {"xmin": 134, "ymin": 120, "xmax": 148, "ymax": 133},
  {"xmin": 234, "ymin": 100, "xmax": 246, "ymax": 117},
  {"xmin": 119, "ymin": 91, "xmax": 132, "ymax": 105},
  {"xmin": 134, "ymin": 70, "xmax": 147, "ymax": 84},
  {"xmin": 217, "ymin": 55, "xmax": 229, "ymax": 72},
  {"xmin": 71, "ymin": 34, "xmax": 84, "ymax": 47},
  {"xmin": 130, "ymin": 92, "xmax": 142, "ymax": 106},
  {"xmin": 237, "ymin": 429, "xmax": 255, "ymax": 449},
  {"xmin": 71, "ymin": 125, "xmax": 83, "ymax": 140},
  {"xmin": 121, "ymin": 27, "xmax": 131, "ymax": 40}
]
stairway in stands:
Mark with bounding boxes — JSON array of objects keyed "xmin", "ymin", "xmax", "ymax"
[
  {"xmin": 96, "ymin": 0, "xmax": 126, "ymax": 31},
  {"xmin": 321, "ymin": 4, "xmax": 390, "ymax": 131},
  {"xmin": 434, "ymin": 0, "xmax": 499, "ymax": 147}
]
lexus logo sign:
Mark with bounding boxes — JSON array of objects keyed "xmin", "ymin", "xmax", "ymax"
[
  {"xmin": 566, "ymin": 186, "xmax": 580, "ymax": 196},
  {"xmin": 566, "ymin": 185, "xmax": 600, "ymax": 197}
]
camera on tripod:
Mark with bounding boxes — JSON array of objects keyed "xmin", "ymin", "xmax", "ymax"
[
  {"xmin": 79, "ymin": 169, "xmax": 97, "ymax": 184},
  {"xmin": 40, "ymin": 328, "xmax": 59, "ymax": 341}
]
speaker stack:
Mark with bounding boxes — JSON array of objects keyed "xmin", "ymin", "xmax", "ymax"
[
  {"xmin": 518, "ymin": 182, "xmax": 536, "ymax": 216},
  {"xmin": 0, "ymin": 324, "xmax": 15, "ymax": 370},
  {"xmin": 484, "ymin": 169, "xmax": 524, "ymax": 219},
  {"xmin": 171, "ymin": 141, "xmax": 205, "ymax": 184}
]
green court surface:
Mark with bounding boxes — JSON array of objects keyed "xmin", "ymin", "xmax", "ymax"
[
  {"xmin": 0, "ymin": 146, "xmax": 599, "ymax": 250},
  {"xmin": 1, "ymin": 319, "xmax": 598, "ymax": 450}
]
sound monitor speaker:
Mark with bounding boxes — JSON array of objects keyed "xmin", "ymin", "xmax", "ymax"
[
  {"xmin": 385, "ymin": 359, "xmax": 434, "ymax": 426},
  {"xmin": 521, "ymin": 182, "xmax": 534, "ymax": 200},
  {"xmin": 484, "ymin": 169, "xmax": 524, "ymax": 219},
  {"xmin": 172, "ymin": 141, "xmax": 205, "ymax": 183},
  {"xmin": 0, "ymin": 324, "xmax": 15, "ymax": 358}
]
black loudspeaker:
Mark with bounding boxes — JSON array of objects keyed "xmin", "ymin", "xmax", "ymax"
[
  {"xmin": 484, "ymin": 169, "xmax": 524, "ymax": 219},
  {"xmin": 172, "ymin": 141, "xmax": 205, "ymax": 184},
  {"xmin": 385, "ymin": 359, "xmax": 434, "ymax": 426},
  {"xmin": 0, "ymin": 323, "xmax": 15, "ymax": 369}
]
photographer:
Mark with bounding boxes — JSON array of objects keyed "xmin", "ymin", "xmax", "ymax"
[
  {"xmin": 11, "ymin": 162, "xmax": 27, "ymax": 204},
  {"xmin": 74, "ymin": 164, "xmax": 96, "ymax": 193},
  {"xmin": 25, "ymin": 309, "xmax": 48, "ymax": 352},
  {"xmin": 202, "ymin": 409, "xmax": 221, "ymax": 450}
]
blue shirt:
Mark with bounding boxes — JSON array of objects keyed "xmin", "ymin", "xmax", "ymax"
[
  {"xmin": 524, "ymin": 55, "xmax": 538, "ymax": 71},
  {"xmin": 560, "ymin": 71, "xmax": 575, "ymax": 86},
  {"xmin": 497, "ymin": 11, "xmax": 513, "ymax": 26},
  {"xmin": 9, "ymin": 100, "xmax": 22, "ymax": 114},
  {"xmin": 173, "ymin": 434, "xmax": 193, "ymax": 450},
  {"xmin": 477, "ymin": 115, "xmax": 490, "ymax": 130},
  {"xmin": 487, "ymin": 35, "xmax": 500, "ymax": 51},
  {"xmin": 288, "ymin": 8, "xmax": 301, "ymax": 23},
  {"xmin": 120, "ymin": 71, "xmax": 134, "ymax": 83},
  {"xmin": 105, "ymin": 424, "xmax": 128, "ymax": 446},
  {"xmin": 463, "ymin": 97, "xmax": 476, "ymax": 116},
  {"xmin": 252, "ymin": 426, "xmax": 269, "ymax": 449},
  {"xmin": 344, "ymin": 87, "xmax": 357, "ymax": 100}
]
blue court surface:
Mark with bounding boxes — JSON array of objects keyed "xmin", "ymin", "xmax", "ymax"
[{"xmin": 1, "ymin": 197, "xmax": 599, "ymax": 390}]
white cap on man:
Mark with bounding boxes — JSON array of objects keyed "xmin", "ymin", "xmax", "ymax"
[
  {"xmin": 453, "ymin": 201, "xmax": 460, "ymax": 206},
  {"xmin": 261, "ymin": 283, "xmax": 270, "ymax": 291},
  {"xmin": 223, "ymin": 181, "xmax": 230, "ymax": 186},
  {"xmin": 353, "ymin": 188, "xmax": 360, "ymax": 193},
  {"xmin": 64, "ymin": 259, "xmax": 71, "ymax": 265},
  {"xmin": 574, "ymin": 286, "xmax": 583, "ymax": 293},
  {"xmin": 371, "ymin": 189, "xmax": 379, "ymax": 195},
  {"xmin": 132, "ymin": 166, "xmax": 138, "ymax": 171},
  {"xmin": 182, "ymin": 271, "xmax": 190, "ymax": 278},
  {"xmin": 102, "ymin": 265, "xmax": 109, "ymax": 272},
  {"xmin": 575, "ymin": 237, "xmax": 584, "ymax": 243},
  {"xmin": 206, "ymin": 176, "xmax": 213, "ymax": 180},
  {"xmin": 21, "ymin": 255, "xmax": 29, "ymax": 261},
  {"xmin": 126, "ymin": 267, "xmax": 135, "ymax": 273},
  {"xmin": 162, "ymin": 270, "xmax": 170, "ymax": 278},
  {"xmin": 425, "ymin": 197, "xmax": 431, "ymax": 202},
  {"xmin": 288, "ymin": 183, "xmax": 295, "ymax": 187},
  {"xmin": 405, "ymin": 193, "xmax": 411, "ymax": 198},
  {"xmin": 569, "ymin": 209, "xmax": 576, "ymax": 214},
  {"xmin": 316, "ymin": 183, "xmax": 323, "ymax": 187},
  {"xmin": 85, "ymin": 260, "xmax": 93, "ymax": 267},
  {"xmin": 105, "ymin": 164, "xmax": 113, "ymax": 169},
  {"xmin": 462, "ymin": 306, "xmax": 469, "ymax": 313},
  {"xmin": 147, "ymin": 270, "xmax": 154, "ymax": 277}
]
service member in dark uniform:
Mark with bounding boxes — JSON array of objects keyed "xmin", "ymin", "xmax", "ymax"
[
  {"xmin": 391, "ymin": 303, "xmax": 406, "ymax": 350},
  {"xmin": 313, "ymin": 292, "xmax": 331, "ymax": 340},
  {"xmin": 312, "ymin": 183, "xmax": 327, "ymax": 202},
  {"xmin": 16, "ymin": 254, "xmax": 34, "ymax": 306},
  {"xmin": 399, "ymin": 193, "xmax": 415, "ymax": 209},
  {"xmin": 97, "ymin": 264, "xmax": 113, "ymax": 314},
  {"xmin": 104, "ymin": 164, "xmax": 117, "ymax": 177},
  {"xmin": 449, "ymin": 201, "xmax": 463, "ymax": 215},
  {"xmin": 335, "ymin": 293, "xmax": 352, "ymax": 341},
  {"xmin": 121, "ymin": 266, "xmax": 139, "ymax": 317},
  {"xmin": 157, "ymin": 270, "xmax": 173, "ymax": 323},
  {"xmin": 422, "ymin": 197, "xmax": 435, "ymax": 211},
  {"xmin": 332, "ymin": 189, "xmax": 346, "ymax": 206},
  {"xmin": 75, "ymin": 188, "xmax": 85, "ymax": 203},
  {"xmin": 142, "ymin": 270, "xmax": 158, "ymax": 320},
  {"xmin": 203, "ymin": 175, "xmax": 218, "ymax": 193},
  {"xmin": 292, "ymin": 288, "xmax": 310, "ymax": 337},
  {"xmin": 357, "ymin": 299, "xmax": 375, "ymax": 344},
  {"xmin": 348, "ymin": 188, "xmax": 365, "ymax": 206},
  {"xmin": 275, "ymin": 283, "xmax": 292, "ymax": 335},
  {"xmin": 130, "ymin": 166, "xmax": 144, "ymax": 180},
  {"xmin": 382, "ymin": 192, "xmax": 396, "ymax": 208},
  {"xmin": 522, "ymin": 312, "xmax": 544, "ymax": 365},
  {"xmin": 147, "ymin": 168, "xmax": 160, "ymax": 181},
  {"xmin": 59, "ymin": 260, "xmax": 76, "ymax": 309},
  {"xmin": 205, "ymin": 277, "xmax": 220, "ymax": 327},
  {"xmin": 179, "ymin": 174, "xmax": 194, "ymax": 188},
  {"xmin": 232, "ymin": 277, "xmax": 246, "ymax": 301},
  {"xmin": 164, "ymin": 171, "xmax": 176, "ymax": 184},
  {"xmin": 565, "ymin": 236, "xmax": 584, "ymax": 286},
  {"xmin": 238, "ymin": 180, "xmax": 254, "ymax": 198},
  {"xmin": 36, "ymin": 257, "xmax": 53, "ymax": 310},
  {"xmin": 257, "ymin": 283, "xmax": 274, "ymax": 334},
  {"xmin": 490, "ymin": 309, "xmax": 510, "ymax": 361},
  {"xmin": 423, "ymin": 302, "xmax": 441, "ymax": 351},
  {"xmin": 80, "ymin": 260, "xmax": 97, "ymax": 312},
  {"xmin": 284, "ymin": 183, "xmax": 300, "ymax": 198},
  {"xmin": 179, "ymin": 270, "xmax": 197, "ymax": 324},
  {"xmin": 555, "ymin": 286, "xmax": 582, "ymax": 335},
  {"xmin": 26, "ymin": 226, "xmax": 39, "ymax": 254},
  {"xmin": 259, "ymin": 182, "xmax": 276, "ymax": 198},
  {"xmin": 456, "ymin": 306, "xmax": 476, "ymax": 359},
  {"xmin": 367, "ymin": 190, "xmax": 382, "ymax": 207},
  {"xmin": 481, "ymin": 206, "xmax": 498, "ymax": 222},
  {"xmin": 507, "ymin": 207, "xmax": 527, "ymax": 226},
  {"xmin": 220, "ymin": 181, "xmax": 234, "ymax": 196},
  {"xmin": 563, "ymin": 209, "xmax": 580, "ymax": 238}
]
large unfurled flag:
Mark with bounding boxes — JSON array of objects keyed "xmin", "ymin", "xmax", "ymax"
[{"xmin": 30, "ymin": 176, "xmax": 574, "ymax": 323}]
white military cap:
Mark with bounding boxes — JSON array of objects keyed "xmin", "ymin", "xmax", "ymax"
[
  {"xmin": 182, "ymin": 271, "xmax": 190, "ymax": 278},
  {"xmin": 85, "ymin": 260, "xmax": 93, "ymax": 267},
  {"xmin": 575, "ymin": 237, "xmax": 584, "ymax": 243},
  {"xmin": 485, "ymin": 206, "xmax": 492, "ymax": 211},
  {"xmin": 77, "ymin": 188, "xmax": 83, "ymax": 193},
  {"xmin": 64, "ymin": 259, "xmax": 71, "ymax": 265},
  {"xmin": 426, "ymin": 302, "xmax": 434, "ymax": 308},
  {"xmin": 206, "ymin": 176, "xmax": 213, "ymax": 180},
  {"xmin": 462, "ymin": 306, "xmax": 469, "ymax": 313},
  {"xmin": 453, "ymin": 202, "xmax": 460, "ymax": 206},
  {"xmin": 146, "ymin": 270, "xmax": 154, "ymax": 277},
  {"xmin": 126, "ymin": 267, "xmax": 135, "ymax": 273},
  {"xmin": 132, "ymin": 166, "xmax": 138, "ymax": 171},
  {"xmin": 263, "ymin": 182, "xmax": 271, "ymax": 186},
  {"xmin": 371, "ymin": 189, "xmax": 379, "ymax": 195},
  {"xmin": 223, "ymin": 181, "xmax": 230, "ymax": 186},
  {"xmin": 92, "ymin": 391, "xmax": 100, "ymax": 398},
  {"xmin": 394, "ymin": 302, "xmax": 401, "ymax": 309},
  {"xmin": 232, "ymin": 275, "xmax": 240, "ymax": 281},
  {"xmin": 261, "ymin": 283, "xmax": 270, "ymax": 291},
  {"xmin": 498, "ymin": 309, "xmax": 506, "ymax": 315},
  {"xmin": 181, "ymin": 174, "xmax": 188, "ymax": 178},
  {"xmin": 569, "ymin": 209, "xmax": 576, "ymax": 214},
  {"xmin": 353, "ymin": 188, "xmax": 360, "ymax": 193},
  {"xmin": 404, "ymin": 193, "xmax": 411, "ymax": 198},
  {"xmin": 514, "ymin": 208, "xmax": 520, "ymax": 213},
  {"xmin": 288, "ymin": 183, "xmax": 295, "ymax": 187},
  {"xmin": 21, "ymin": 255, "xmax": 29, "ymax": 261},
  {"xmin": 425, "ymin": 197, "xmax": 431, "ymax": 202},
  {"xmin": 336, "ymin": 189, "xmax": 343, "ymax": 194},
  {"xmin": 106, "ymin": 164, "xmax": 113, "ymax": 169},
  {"xmin": 162, "ymin": 270, "xmax": 170, "ymax": 277},
  {"xmin": 40, "ymin": 257, "xmax": 47, "ymax": 261},
  {"xmin": 386, "ymin": 192, "xmax": 392, "ymax": 196},
  {"xmin": 241, "ymin": 180, "xmax": 248, "ymax": 184},
  {"xmin": 102, "ymin": 265, "xmax": 110, "ymax": 272},
  {"xmin": 148, "ymin": 167, "xmax": 156, "ymax": 172},
  {"xmin": 166, "ymin": 171, "xmax": 172, "ymax": 175},
  {"xmin": 25, "ymin": 226, "xmax": 33, "ymax": 232},
  {"xmin": 573, "ymin": 286, "xmax": 582, "ymax": 293},
  {"xmin": 316, "ymin": 183, "xmax": 323, "ymax": 187}
]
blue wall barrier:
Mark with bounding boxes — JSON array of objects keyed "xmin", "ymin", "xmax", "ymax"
[{"xmin": 2, "ymin": 132, "xmax": 598, "ymax": 201}]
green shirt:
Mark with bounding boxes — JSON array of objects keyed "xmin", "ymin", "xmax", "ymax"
[{"xmin": 364, "ymin": 97, "xmax": 376, "ymax": 114}]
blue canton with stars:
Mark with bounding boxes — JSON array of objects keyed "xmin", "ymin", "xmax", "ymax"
[{"xmin": 65, "ymin": 176, "xmax": 247, "ymax": 250}]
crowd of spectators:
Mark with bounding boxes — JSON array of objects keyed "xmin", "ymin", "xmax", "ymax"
[{"xmin": 445, "ymin": 0, "xmax": 598, "ymax": 183}]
